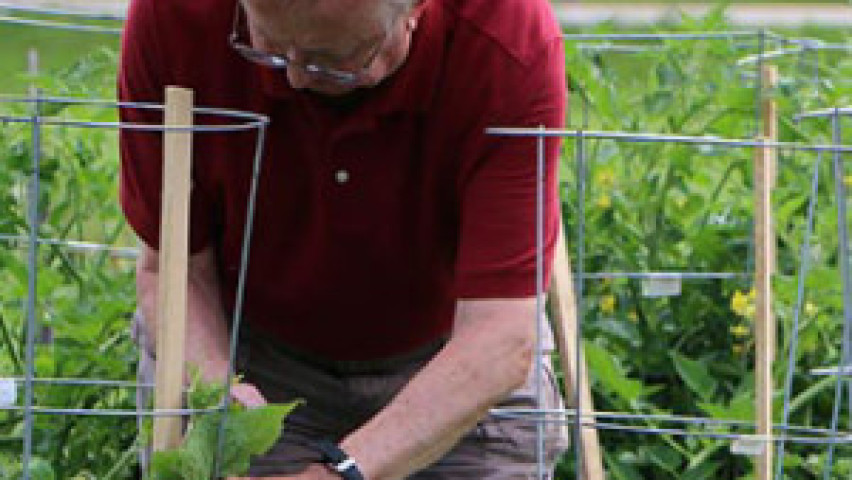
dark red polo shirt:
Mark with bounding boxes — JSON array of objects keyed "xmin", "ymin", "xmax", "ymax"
[{"xmin": 119, "ymin": 0, "xmax": 565, "ymax": 361}]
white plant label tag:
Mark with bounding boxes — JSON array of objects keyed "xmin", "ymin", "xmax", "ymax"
[
  {"xmin": 0, "ymin": 378, "xmax": 16, "ymax": 407},
  {"xmin": 731, "ymin": 435, "xmax": 766, "ymax": 456},
  {"xmin": 641, "ymin": 277, "xmax": 682, "ymax": 297}
]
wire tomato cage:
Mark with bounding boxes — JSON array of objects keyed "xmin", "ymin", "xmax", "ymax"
[
  {"xmin": 0, "ymin": 93, "xmax": 269, "ymax": 479},
  {"xmin": 488, "ymin": 31, "xmax": 852, "ymax": 480}
]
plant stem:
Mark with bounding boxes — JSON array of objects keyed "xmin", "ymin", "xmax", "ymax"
[
  {"xmin": 101, "ymin": 437, "xmax": 140, "ymax": 480},
  {"xmin": 0, "ymin": 311, "xmax": 23, "ymax": 374}
]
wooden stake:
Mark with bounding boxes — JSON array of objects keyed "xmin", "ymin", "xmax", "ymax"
[
  {"xmin": 762, "ymin": 66, "xmax": 779, "ymax": 271},
  {"xmin": 549, "ymin": 218, "xmax": 605, "ymax": 480},
  {"xmin": 755, "ymin": 141, "xmax": 774, "ymax": 480},
  {"xmin": 755, "ymin": 65, "xmax": 777, "ymax": 480},
  {"xmin": 152, "ymin": 86, "xmax": 194, "ymax": 452},
  {"xmin": 762, "ymin": 66, "xmax": 778, "ymax": 190}
]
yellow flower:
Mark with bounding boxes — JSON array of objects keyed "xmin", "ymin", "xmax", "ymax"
[
  {"xmin": 628, "ymin": 310, "xmax": 639, "ymax": 322},
  {"xmin": 748, "ymin": 288, "xmax": 756, "ymax": 300},
  {"xmin": 804, "ymin": 302, "xmax": 818, "ymax": 318},
  {"xmin": 730, "ymin": 324, "xmax": 750, "ymax": 337},
  {"xmin": 595, "ymin": 195, "xmax": 612, "ymax": 209},
  {"xmin": 845, "ymin": 175, "xmax": 852, "ymax": 187},
  {"xmin": 732, "ymin": 344, "xmax": 745, "ymax": 355},
  {"xmin": 600, "ymin": 295, "xmax": 616, "ymax": 314},
  {"xmin": 731, "ymin": 290, "xmax": 751, "ymax": 317},
  {"xmin": 595, "ymin": 168, "xmax": 616, "ymax": 187}
]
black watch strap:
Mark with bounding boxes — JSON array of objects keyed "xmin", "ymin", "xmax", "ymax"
[{"xmin": 313, "ymin": 439, "xmax": 366, "ymax": 480}]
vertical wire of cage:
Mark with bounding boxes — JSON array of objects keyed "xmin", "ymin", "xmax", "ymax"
[
  {"xmin": 488, "ymin": 30, "xmax": 852, "ymax": 479},
  {"xmin": 792, "ymin": 107, "xmax": 852, "ymax": 480}
]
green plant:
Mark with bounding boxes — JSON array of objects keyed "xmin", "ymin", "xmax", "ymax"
[
  {"xmin": 147, "ymin": 372, "xmax": 301, "ymax": 480},
  {"xmin": 557, "ymin": 10, "xmax": 852, "ymax": 479},
  {"xmin": 0, "ymin": 49, "xmax": 137, "ymax": 479}
]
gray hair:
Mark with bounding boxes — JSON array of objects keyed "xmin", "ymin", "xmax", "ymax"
[{"xmin": 388, "ymin": 0, "xmax": 421, "ymax": 13}]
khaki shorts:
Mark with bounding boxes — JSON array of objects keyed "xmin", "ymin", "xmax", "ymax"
[{"xmin": 136, "ymin": 316, "xmax": 568, "ymax": 479}]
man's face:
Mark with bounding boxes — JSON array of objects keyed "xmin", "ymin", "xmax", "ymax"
[{"xmin": 239, "ymin": 0, "xmax": 416, "ymax": 96}]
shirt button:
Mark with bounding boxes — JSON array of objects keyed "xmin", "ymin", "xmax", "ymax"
[{"xmin": 335, "ymin": 169, "xmax": 350, "ymax": 184}]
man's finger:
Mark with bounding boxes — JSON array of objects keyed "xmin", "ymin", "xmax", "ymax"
[{"xmin": 230, "ymin": 382, "xmax": 268, "ymax": 408}]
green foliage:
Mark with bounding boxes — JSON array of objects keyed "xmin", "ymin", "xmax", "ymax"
[
  {"xmin": 557, "ymin": 9, "xmax": 852, "ymax": 480},
  {"xmin": 0, "ymin": 456, "xmax": 56, "ymax": 480},
  {"xmin": 146, "ymin": 373, "xmax": 302, "ymax": 480},
  {"xmin": 0, "ymin": 20, "xmax": 120, "ymax": 96},
  {"xmin": 0, "ymin": 49, "xmax": 137, "ymax": 479},
  {"xmin": 148, "ymin": 403, "xmax": 300, "ymax": 480}
]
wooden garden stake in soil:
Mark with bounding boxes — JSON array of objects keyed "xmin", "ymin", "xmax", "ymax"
[
  {"xmin": 548, "ymin": 218, "xmax": 605, "ymax": 480},
  {"xmin": 153, "ymin": 86, "xmax": 194, "ymax": 451},
  {"xmin": 755, "ymin": 65, "xmax": 777, "ymax": 480}
]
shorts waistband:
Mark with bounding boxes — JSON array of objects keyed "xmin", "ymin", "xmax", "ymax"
[{"xmin": 242, "ymin": 328, "xmax": 448, "ymax": 375}]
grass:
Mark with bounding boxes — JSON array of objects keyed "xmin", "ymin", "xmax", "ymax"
[{"xmin": 0, "ymin": 22, "xmax": 119, "ymax": 95}]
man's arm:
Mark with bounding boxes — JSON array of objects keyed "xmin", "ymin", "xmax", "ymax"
[
  {"xmin": 136, "ymin": 243, "xmax": 266, "ymax": 406},
  {"xmin": 338, "ymin": 297, "xmax": 537, "ymax": 480}
]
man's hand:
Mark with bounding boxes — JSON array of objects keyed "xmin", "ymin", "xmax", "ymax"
[
  {"xmin": 230, "ymin": 382, "xmax": 268, "ymax": 408},
  {"xmin": 227, "ymin": 463, "xmax": 338, "ymax": 480}
]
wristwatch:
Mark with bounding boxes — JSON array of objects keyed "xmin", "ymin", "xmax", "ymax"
[{"xmin": 313, "ymin": 439, "xmax": 366, "ymax": 480}]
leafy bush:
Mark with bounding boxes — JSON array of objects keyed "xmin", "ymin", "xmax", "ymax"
[
  {"xmin": 0, "ymin": 49, "xmax": 138, "ymax": 479},
  {"xmin": 557, "ymin": 9, "xmax": 852, "ymax": 480}
]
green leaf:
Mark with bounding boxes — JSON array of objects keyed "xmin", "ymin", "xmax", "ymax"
[
  {"xmin": 644, "ymin": 445, "xmax": 683, "ymax": 474},
  {"xmin": 699, "ymin": 389, "xmax": 753, "ymax": 423},
  {"xmin": 585, "ymin": 341, "xmax": 651, "ymax": 406},
  {"xmin": 239, "ymin": 403, "xmax": 302, "ymax": 456},
  {"xmin": 6, "ymin": 457, "xmax": 56, "ymax": 480},
  {"xmin": 147, "ymin": 401, "xmax": 302, "ymax": 480},
  {"xmin": 681, "ymin": 459, "xmax": 721, "ymax": 480},
  {"xmin": 670, "ymin": 352, "xmax": 718, "ymax": 401},
  {"xmin": 604, "ymin": 452, "xmax": 643, "ymax": 480},
  {"xmin": 148, "ymin": 451, "xmax": 191, "ymax": 480},
  {"xmin": 219, "ymin": 402, "xmax": 303, "ymax": 475}
]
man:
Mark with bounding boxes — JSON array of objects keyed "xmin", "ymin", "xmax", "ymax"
[{"xmin": 120, "ymin": 0, "xmax": 567, "ymax": 478}]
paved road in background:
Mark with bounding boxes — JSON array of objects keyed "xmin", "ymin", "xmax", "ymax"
[
  {"xmin": 556, "ymin": 3, "xmax": 851, "ymax": 26},
  {"xmin": 0, "ymin": 0, "xmax": 127, "ymax": 15},
  {"xmin": 0, "ymin": 1, "xmax": 850, "ymax": 26}
]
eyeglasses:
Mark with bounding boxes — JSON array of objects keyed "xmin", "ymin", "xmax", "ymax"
[{"xmin": 229, "ymin": 2, "xmax": 391, "ymax": 86}]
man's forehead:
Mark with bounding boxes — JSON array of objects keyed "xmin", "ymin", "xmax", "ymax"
[{"xmin": 243, "ymin": 0, "xmax": 394, "ymax": 54}]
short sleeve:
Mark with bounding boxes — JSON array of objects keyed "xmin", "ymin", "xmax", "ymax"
[
  {"xmin": 454, "ymin": 37, "xmax": 566, "ymax": 298},
  {"xmin": 118, "ymin": 0, "xmax": 215, "ymax": 253}
]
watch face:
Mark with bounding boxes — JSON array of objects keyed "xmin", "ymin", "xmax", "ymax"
[
  {"xmin": 335, "ymin": 458, "xmax": 358, "ymax": 473},
  {"xmin": 314, "ymin": 440, "xmax": 364, "ymax": 479}
]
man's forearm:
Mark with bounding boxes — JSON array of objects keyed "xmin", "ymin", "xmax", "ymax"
[
  {"xmin": 136, "ymin": 244, "xmax": 233, "ymax": 382},
  {"xmin": 340, "ymin": 298, "xmax": 536, "ymax": 480}
]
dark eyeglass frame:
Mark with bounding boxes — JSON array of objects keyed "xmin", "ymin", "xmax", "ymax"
[{"xmin": 229, "ymin": 2, "xmax": 392, "ymax": 86}]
